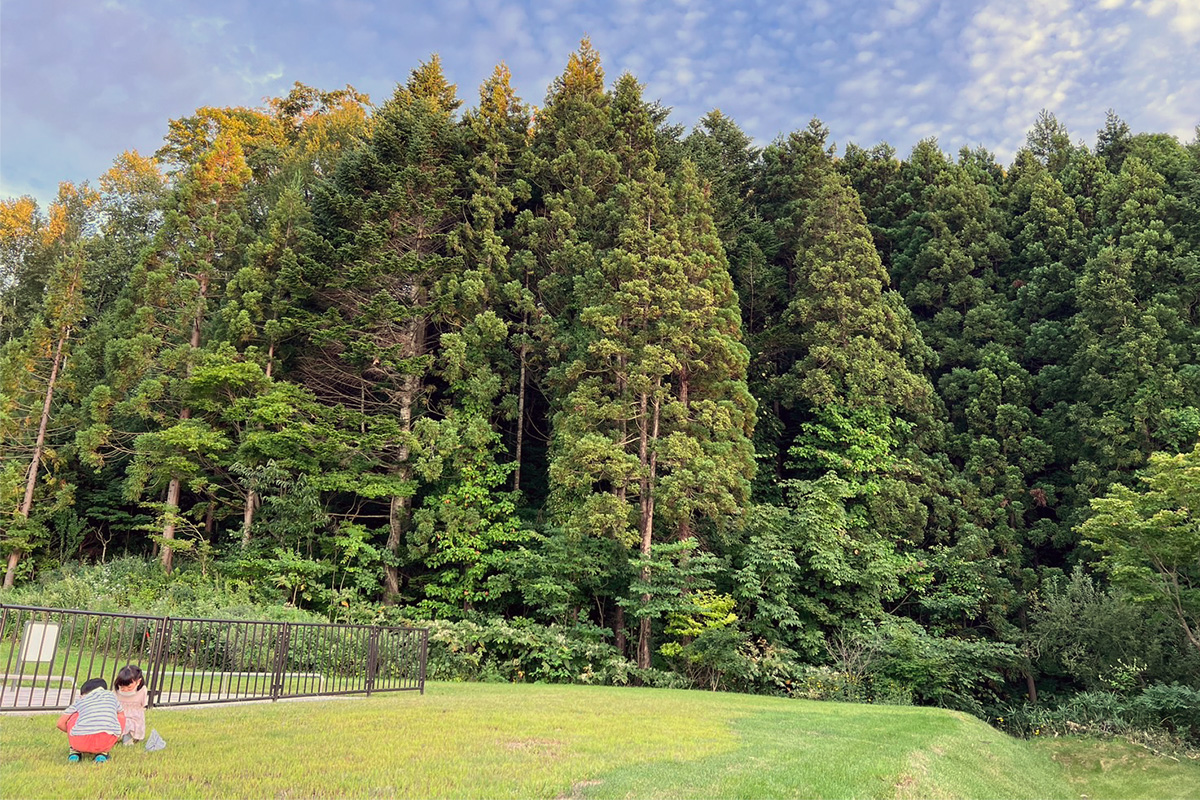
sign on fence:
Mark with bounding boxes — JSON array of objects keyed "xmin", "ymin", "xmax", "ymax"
[{"xmin": 18, "ymin": 621, "xmax": 59, "ymax": 666}]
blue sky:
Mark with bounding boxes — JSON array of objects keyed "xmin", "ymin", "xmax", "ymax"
[{"xmin": 3, "ymin": 0, "xmax": 1198, "ymax": 207}]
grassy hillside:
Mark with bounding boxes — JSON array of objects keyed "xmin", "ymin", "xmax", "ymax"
[{"xmin": 2, "ymin": 683, "xmax": 1195, "ymax": 799}]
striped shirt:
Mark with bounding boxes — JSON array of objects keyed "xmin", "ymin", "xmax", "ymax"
[{"xmin": 64, "ymin": 689, "xmax": 123, "ymax": 737}]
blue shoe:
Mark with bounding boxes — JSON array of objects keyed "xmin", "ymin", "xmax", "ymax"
[
  {"xmin": 94, "ymin": 754, "xmax": 108, "ymax": 763},
  {"xmin": 68, "ymin": 753, "xmax": 81, "ymax": 763}
]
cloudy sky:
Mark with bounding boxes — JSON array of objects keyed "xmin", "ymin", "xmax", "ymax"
[{"xmin": 2, "ymin": 0, "xmax": 1198, "ymax": 206}]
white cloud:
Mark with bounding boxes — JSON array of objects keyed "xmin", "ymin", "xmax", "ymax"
[
  {"xmin": 949, "ymin": 0, "xmax": 1199, "ymax": 160},
  {"xmin": 4, "ymin": 0, "xmax": 1198, "ymax": 204},
  {"xmin": 884, "ymin": 0, "xmax": 931, "ymax": 26}
]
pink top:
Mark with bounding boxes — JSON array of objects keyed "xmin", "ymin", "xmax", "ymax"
[{"xmin": 116, "ymin": 684, "xmax": 147, "ymax": 740}]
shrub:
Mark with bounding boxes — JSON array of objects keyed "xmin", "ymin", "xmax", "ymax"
[
  {"xmin": 1029, "ymin": 566, "xmax": 1196, "ymax": 691},
  {"xmin": 3, "ymin": 557, "xmax": 325, "ymax": 623},
  {"xmin": 422, "ymin": 618, "xmax": 632, "ymax": 685},
  {"xmin": 991, "ymin": 684, "xmax": 1200, "ymax": 746},
  {"xmin": 869, "ymin": 618, "xmax": 1019, "ymax": 715}
]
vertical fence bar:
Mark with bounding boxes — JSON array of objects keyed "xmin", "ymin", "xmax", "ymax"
[
  {"xmin": 27, "ymin": 611, "xmax": 46, "ymax": 699},
  {"xmin": 175, "ymin": 619, "xmax": 189, "ymax": 702},
  {"xmin": 271, "ymin": 624, "xmax": 288, "ymax": 701},
  {"xmin": 0, "ymin": 607, "xmax": 11, "ymax": 708},
  {"xmin": 420, "ymin": 628, "xmax": 427, "ymax": 694},
  {"xmin": 208, "ymin": 621, "xmax": 222, "ymax": 701},
  {"xmin": 296, "ymin": 625, "xmax": 312, "ymax": 695},
  {"xmin": 158, "ymin": 620, "xmax": 174, "ymax": 706},
  {"xmin": 227, "ymin": 621, "xmax": 242, "ymax": 699},
  {"xmin": 236, "ymin": 622, "xmax": 250, "ymax": 699},
  {"xmin": 110, "ymin": 617, "xmax": 127, "ymax": 688},
  {"xmin": 217, "ymin": 619, "xmax": 233, "ymax": 697},
  {"xmin": 95, "ymin": 612, "xmax": 115, "ymax": 691},
  {"xmin": 167, "ymin": 619, "xmax": 184, "ymax": 703},
  {"xmin": 256, "ymin": 622, "xmax": 271, "ymax": 697},
  {"xmin": 324, "ymin": 625, "xmax": 334, "ymax": 695},
  {"xmin": 251, "ymin": 621, "xmax": 263, "ymax": 698},
  {"xmin": 249, "ymin": 621, "xmax": 263, "ymax": 698},
  {"xmin": 65, "ymin": 613, "xmax": 83, "ymax": 706},
  {"xmin": 148, "ymin": 616, "xmax": 168, "ymax": 709},
  {"xmin": 320, "ymin": 625, "xmax": 333, "ymax": 694},
  {"xmin": 197, "ymin": 621, "xmax": 211, "ymax": 702}
]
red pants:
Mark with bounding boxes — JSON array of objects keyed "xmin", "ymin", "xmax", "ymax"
[
  {"xmin": 69, "ymin": 731, "xmax": 120, "ymax": 755},
  {"xmin": 64, "ymin": 712, "xmax": 124, "ymax": 755}
]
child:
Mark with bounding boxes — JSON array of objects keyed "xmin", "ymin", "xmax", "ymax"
[
  {"xmin": 56, "ymin": 678, "xmax": 125, "ymax": 763},
  {"xmin": 115, "ymin": 664, "xmax": 148, "ymax": 745}
]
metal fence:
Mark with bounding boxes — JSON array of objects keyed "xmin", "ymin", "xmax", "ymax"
[{"xmin": 0, "ymin": 604, "xmax": 427, "ymax": 712}]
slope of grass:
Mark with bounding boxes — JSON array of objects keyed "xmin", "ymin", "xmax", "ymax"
[
  {"xmin": 1, "ymin": 682, "xmax": 1193, "ymax": 799},
  {"xmin": 1035, "ymin": 737, "xmax": 1200, "ymax": 800}
]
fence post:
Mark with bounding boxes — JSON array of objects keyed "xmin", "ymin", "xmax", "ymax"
[
  {"xmin": 366, "ymin": 628, "xmax": 380, "ymax": 696},
  {"xmin": 419, "ymin": 628, "xmax": 428, "ymax": 695},
  {"xmin": 271, "ymin": 624, "xmax": 291, "ymax": 701},
  {"xmin": 147, "ymin": 617, "xmax": 170, "ymax": 709},
  {"xmin": 0, "ymin": 606, "xmax": 8, "ymax": 705}
]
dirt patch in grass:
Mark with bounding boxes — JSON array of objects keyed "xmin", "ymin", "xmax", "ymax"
[
  {"xmin": 555, "ymin": 779, "xmax": 602, "ymax": 799},
  {"xmin": 506, "ymin": 738, "xmax": 565, "ymax": 757}
]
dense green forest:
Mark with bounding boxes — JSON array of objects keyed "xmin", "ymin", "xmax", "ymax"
[{"xmin": 2, "ymin": 43, "xmax": 1198, "ymax": 727}]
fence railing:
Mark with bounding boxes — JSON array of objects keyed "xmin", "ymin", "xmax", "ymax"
[{"xmin": 0, "ymin": 604, "xmax": 427, "ymax": 712}]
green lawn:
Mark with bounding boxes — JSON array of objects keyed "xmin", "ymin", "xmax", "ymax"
[
  {"xmin": 2, "ymin": 682, "xmax": 1196, "ymax": 799},
  {"xmin": 1034, "ymin": 737, "xmax": 1200, "ymax": 800}
]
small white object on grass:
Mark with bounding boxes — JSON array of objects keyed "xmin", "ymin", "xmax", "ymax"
[{"xmin": 145, "ymin": 729, "xmax": 166, "ymax": 752}]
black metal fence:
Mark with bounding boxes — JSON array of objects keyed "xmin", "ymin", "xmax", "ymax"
[{"xmin": 0, "ymin": 604, "xmax": 427, "ymax": 712}]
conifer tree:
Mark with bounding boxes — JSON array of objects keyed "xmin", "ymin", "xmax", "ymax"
[
  {"xmin": 408, "ymin": 64, "xmax": 534, "ymax": 618},
  {"xmin": 1, "ymin": 248, "xmax": 88, "ymax": 587},
  {"xmin": 118, "ymin": 133, "xmax": 252, "ymax": 573},
  {"xmin": 546, "ymin": 72, "xmax": 755, "ymax": 667},
  {"xmin": 302, "ymin": 57, "xmax": 465, "ymax": 602},
  {"xmin": 1070, "ymin": 155, "xmax": 1200, "ymax": 505}
]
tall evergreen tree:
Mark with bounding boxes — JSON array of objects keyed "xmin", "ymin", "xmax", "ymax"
[
  {"xmin": 114, "ymin": 133, "xmax": 252, "ymax": 573},
  {"xmin": 1069, "ymin": 155, "xmax": 1200, "ymax": 506},
  {"xmin": 302, "ymin": 57, "xmax": 466, "ymax": 602},
  {"xmin": 1, "ymin": 248, "xmax": 88, "ymax": 586}
]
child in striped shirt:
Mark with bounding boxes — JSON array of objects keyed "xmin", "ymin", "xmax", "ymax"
[{"xmin": 56, "ymin": 678, "xmax": 126, "ymax": 763}]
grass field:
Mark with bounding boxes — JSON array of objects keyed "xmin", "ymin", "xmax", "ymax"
[{"xmin": 2, "ymin": 682, "xmax": 1196, "ymax": 799}]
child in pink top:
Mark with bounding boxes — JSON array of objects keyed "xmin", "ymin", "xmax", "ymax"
[{"xmin": 114, "ymin": 664, "xmax": 148, "ymax": 745}]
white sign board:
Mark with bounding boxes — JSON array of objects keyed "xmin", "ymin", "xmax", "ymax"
[{"xmin": 18, "ymin": 621, "xmax": 60, "ymax": 664}]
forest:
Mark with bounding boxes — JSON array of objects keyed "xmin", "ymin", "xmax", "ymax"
[{"xmin": 2, "ymin": 42, "xmax": 1198, "ymax": 736}]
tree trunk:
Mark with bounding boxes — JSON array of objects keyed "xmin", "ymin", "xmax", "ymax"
[
  {"xmin": 1018, "ymin": 607, "xmax": 1038, "ymax": 703},
  {"xmin": 512, "ymin": 330, "xmax": 527, "ymax": 492},
  {"xmin": 161, "ymin": 274, "xmax": 207, "ymax": 576},
  {"xmin": 161, "ymin": 473, "xmax": 181, "ymax": 575},
  {"xmin": 677, "ymin": 364, "xmax": 692, "ymax": 542},
  {"xmin": 636, "ymin": 392, "xmax": 661, "ymax": 670},
  {"xmin": 203, "ymin": 498, "xmax": 215, "ymax": 540},
  {"xmin": 614, "ymin": 604, "xmax": 626, "ymax": 658},
  {"xmin": 241, "ymin": 490, "xmax": 258, "ymax": 549},
  {"xmin": 3, "ymin": 326, "xmax": 70, "ymax": 589},
  {"xmin": 383, "ymin": 291, "xmax": 425, "ymax": 603},
  {"xmin": 3, "ymin": 552, "xmax": 19, "ymax": 590},
  {"xmin": 384, "ymin": 487, "xmax": 412, "ymax": 604}
]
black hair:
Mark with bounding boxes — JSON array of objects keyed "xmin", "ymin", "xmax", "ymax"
[
  {"xmin": 80, "ymin": 678, "xmax": 107, "ymax": 694},
  {"xmin": 116, "ymin": 664, "xmax": 145, "ymax": 690}
]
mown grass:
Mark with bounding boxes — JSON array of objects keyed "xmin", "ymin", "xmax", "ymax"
[
  {"xmin": 1034, "ymin": 736, "xmax": 1200, "ymax": 800},
  {"xmin": 2, "ymin": 682, "xmax": 1195, "ymax": 799}
]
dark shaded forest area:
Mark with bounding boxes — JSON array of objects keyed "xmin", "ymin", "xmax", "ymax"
[{"xmin": 3, "ymin": 42, "xmax": 1198, "ymax": 732}]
